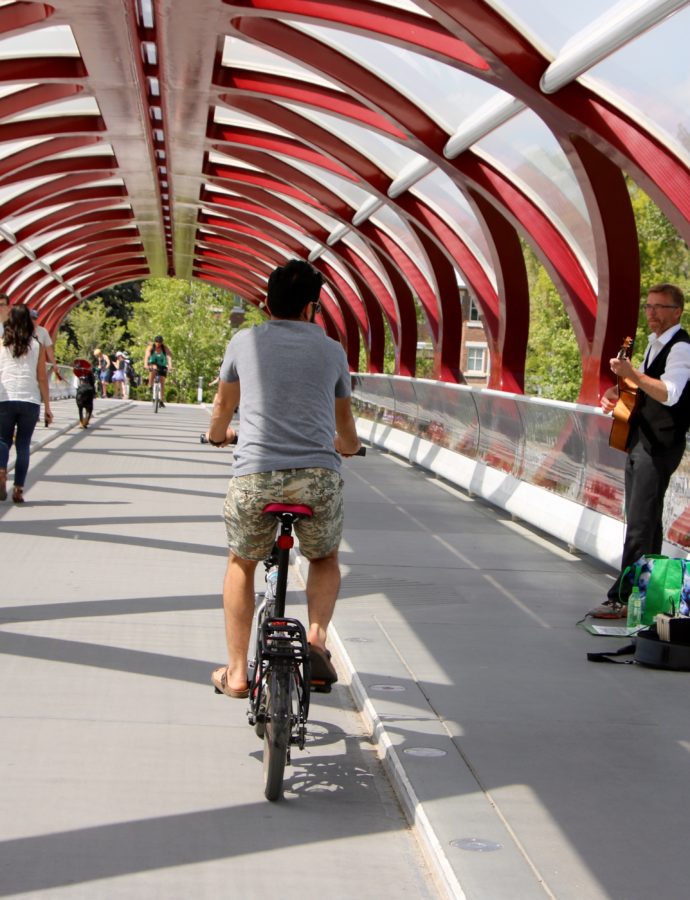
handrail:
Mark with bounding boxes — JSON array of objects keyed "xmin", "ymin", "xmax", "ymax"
[{"xmin": 352, "ymin": 374, "xmax": 690, "ymax": 554}]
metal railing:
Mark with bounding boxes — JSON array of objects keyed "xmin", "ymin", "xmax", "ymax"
[{"xmin": 352, "ymin": 374, "xmax": 690, "ymax": 553}]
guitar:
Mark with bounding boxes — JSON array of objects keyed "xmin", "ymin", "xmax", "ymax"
[{"xmin": 608, "ymin": 336, "xmax": 637, "ymax": 452}]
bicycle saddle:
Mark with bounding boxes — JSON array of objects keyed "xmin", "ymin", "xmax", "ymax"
[{"xmin": 262, "ymin": 503, "xmax": 313, "ymax": 518}]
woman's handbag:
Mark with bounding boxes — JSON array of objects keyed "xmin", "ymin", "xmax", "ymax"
[{"xmin": 624, "ymin": 555, "xmax": 690, "ymax": 625}]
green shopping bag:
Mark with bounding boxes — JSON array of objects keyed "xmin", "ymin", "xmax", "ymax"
[{"xmin": 625, "ymin": 555, "xmax": 686, "ymax": 625}]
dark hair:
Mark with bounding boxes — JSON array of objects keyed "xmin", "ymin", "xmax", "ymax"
[
  {"xmin": 266, "ymin": 259, "xmax": 323, "ymax": 319},
  {"xmin": 648, "ymin": 283, "xmax": 685, "ymax": 309},
  {"xmin": 2, "ymin": 304, "xmax": 34, "ymax": 357}
]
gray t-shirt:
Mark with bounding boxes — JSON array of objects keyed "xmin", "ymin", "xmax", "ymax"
[{"xmin": 219, "ymin": 319, "xmax": 351, "ymax": 477}]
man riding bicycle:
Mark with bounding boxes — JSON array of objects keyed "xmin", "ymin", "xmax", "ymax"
[
  {"xmin": 144, "ymin": 335, "xmax": 172, "ymax": 407},
  {"xmin": 206, "ymin": 259, "xmax": 361, "ymax": 698}
]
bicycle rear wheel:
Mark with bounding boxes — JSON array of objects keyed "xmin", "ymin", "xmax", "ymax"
[{"xmin": 263, "ymin": 668, "xmax": 292, "ymax": 801}]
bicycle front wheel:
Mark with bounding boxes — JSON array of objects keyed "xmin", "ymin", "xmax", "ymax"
[
  {"xmin": 263, "ymin": 668, "xmax": 291, "ymax": 801},
  {"xmin": 153, "ymin": 385, "xmax": 159, "ymax": 413}
]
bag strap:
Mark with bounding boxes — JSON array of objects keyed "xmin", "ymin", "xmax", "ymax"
[
  {"xmin": 618, "ymin": 563, "xmax": 640, "ymax": 603},
  {"xmin": 587, "ymin": 643, "xmax": 636, "ymax": 664}
]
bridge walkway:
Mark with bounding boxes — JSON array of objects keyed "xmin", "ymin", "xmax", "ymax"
[{"xmin": 1, "ymin": 399, "xmax": 688, "ymax": 899}]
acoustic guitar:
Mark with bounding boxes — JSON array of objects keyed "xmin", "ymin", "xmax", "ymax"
[{"xmin": 609, "ymin": 336, "xmax": 637, "ymax": 452}]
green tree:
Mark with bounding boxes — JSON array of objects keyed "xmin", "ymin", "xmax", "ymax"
[
  {"xmin": 128, "ymin": 277, "xmax": 236, "ymax": 402},
  {"xmin": 524, "ymin": 263, "xmax": 582, "ymax": 401},
  {"xmin": 238, "ymin": 300, "xmax": 267, "ymax": 329},
  {"xmin": 630, "ymin": 184, "xmax": 690, "ymax": 354},
  {"xmin": 98, "ymin": 281, "xmax": 142, "ymax": 336},
  {"xmin": 54, "ymin": 300, "xmax": 127, "ymax": 366}
]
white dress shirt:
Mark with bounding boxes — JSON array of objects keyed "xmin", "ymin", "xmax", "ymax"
[{"xmin": 644, "ymin": 324, "xmax": 690, "ymax": 406}]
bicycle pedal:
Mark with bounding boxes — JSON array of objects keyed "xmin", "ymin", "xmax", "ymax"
[{"xmin": 310, "ymin": 680, "xmax": 332, "ymax": 694}]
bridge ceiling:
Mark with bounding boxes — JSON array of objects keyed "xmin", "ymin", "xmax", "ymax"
[{"xmin": 0, "ymin": 0, "xmax": 689, "ymax": 400}]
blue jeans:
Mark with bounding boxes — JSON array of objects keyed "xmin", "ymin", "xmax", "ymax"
[{"xmin": 0, "ymin": 401, "xmax": 40, "ymax": 487}]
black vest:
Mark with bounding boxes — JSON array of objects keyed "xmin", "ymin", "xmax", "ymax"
[{"xmin": 633, "ymin": 329, "xmax": 690, "ymax": 453}]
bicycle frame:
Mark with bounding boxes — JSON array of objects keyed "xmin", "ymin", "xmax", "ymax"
[
  {"xmin": 247, "ymin": 509, "xmax": 312, "ymax": 752},
  {"xmin": 151, "ymin": 368, "xmax": 162, "ymax": 412}
]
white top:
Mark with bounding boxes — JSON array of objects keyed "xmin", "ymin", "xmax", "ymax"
[
  {"xmin": 0, "ymin": 322, "xmax": 52, "ymax": 347},
  {"xmin": 643, "ymin": 324, "xmax": 690, "ymax": 407},
  {"xmin": 34, "ymin": 324, "xmax": 52, "ymax": 348},
  {"xmin": 0, "ymin": 335, "xmax": 41, "ymax": 404}
]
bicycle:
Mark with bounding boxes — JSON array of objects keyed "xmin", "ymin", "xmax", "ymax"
[
  {"xmin": 245, "ymin": 447, "xmax": 367, "ymax": 801},
  {"xmin": 246, "ymin": 503, "xmax": 313, "ymax": 801},
  {"xmin": 150, "ymin": 366, "xmax": 162, "ymax": 413}
]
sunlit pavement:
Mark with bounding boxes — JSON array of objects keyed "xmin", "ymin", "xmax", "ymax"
[{"xmin": 2, "ymin": 401, "xmax": 690, "ymax": 899}]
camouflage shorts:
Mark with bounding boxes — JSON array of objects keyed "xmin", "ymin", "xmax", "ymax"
[{"xmin": 224, "ymin": 468, "xmax": 344, "ymax": 561}]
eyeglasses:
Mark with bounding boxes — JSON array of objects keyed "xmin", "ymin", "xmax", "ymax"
[{"xmin": 643, "ymin": 303, "xmax": 679, "ymax": 312}]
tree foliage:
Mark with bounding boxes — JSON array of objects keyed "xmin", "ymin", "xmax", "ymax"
[
  {"xmin": 524, "ymin": 261, "xmax": 582, "ymax": 401},
  {"xmin": 127, "ymin": 278, "xmax": 236, "ymax": 402},
  {"xmin": 54, "ymin": 300, "xmax": 127, "ymax": 367}
]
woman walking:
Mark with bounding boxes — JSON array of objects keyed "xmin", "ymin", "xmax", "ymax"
[{"xmin": 0, "ymin": 304, "xmax": 53, "ymax": 502}]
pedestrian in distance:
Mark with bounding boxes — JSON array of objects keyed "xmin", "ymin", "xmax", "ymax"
[
  {"xmin": 111, "ymin": 351, "xmax": 127, "ymax": 399},
  {"xmin": 206, "ymin": 258, "xmax": 361, "ymax": 698},
  {"xmin": 94, "ymin": 348, "xmax": 111, "ymax": 398},
  {"xmin": 591, "ymin": 283, "xmax": 690, "ymax": 618},
  {"xmin": 0, "ymin": 304, "xmax": 53, "ymax": 503}
]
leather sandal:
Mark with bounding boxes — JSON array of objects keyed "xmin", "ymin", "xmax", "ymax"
[
  {"xmin": 211, "ymin": 665, "xmax": 249, "ymax": 698},
  {"xmin": 12, "ymin": 486, "xmax": 24, "ymax": 504}
]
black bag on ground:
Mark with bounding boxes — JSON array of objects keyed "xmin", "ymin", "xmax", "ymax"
[{"xmin": 587, "ymin": 626, "xmax": 690, "ymax": 670}]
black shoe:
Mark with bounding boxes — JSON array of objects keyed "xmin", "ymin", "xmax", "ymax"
[{"xmin": 159, "ymin": 401, "xmax": 165, "ymax": 408}]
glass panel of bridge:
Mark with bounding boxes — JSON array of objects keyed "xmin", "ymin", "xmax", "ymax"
[
  {"xmin": 473, "ymin": 109, "xmax": 596, "ymax": 278},
  {"xmin": 579, "ymin": 414, "xmax": 626, "ymax": 519},
  {"xmin": 410, "ymin": 168, "xmax": 495, "ymax": 288},
  {"xmin": 412, "ymin": 380, "xmax": 481, "ymax": 458},
  {"xmin": 390, "ymin": 375, "xmax": 419, "ymax": 433},
  {"xmin": 517, "ymin": 399, "xmax": 586, "ymax": 502},
  {"xmin": 351, "ymin": 374, "xmax": 396, "ymax": 427},
  {"xmin": 582, "ymin": 5, "xmax": 690, "ymax": 165},
  {"xmin": 289, "ymin": 21, "xmax": 500, "ymax": 134},
  {"xmin": 473, "ymin": 390, "xmax": 525, "ymax": 476}
]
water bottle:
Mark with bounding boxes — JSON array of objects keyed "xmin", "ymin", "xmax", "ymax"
[
  {"xmin": 627, "ymin": 586, "xmax": 642, "ymax": 630},
  {"xmin": 265, "ymin": 569, "xmax": 279, "ymax": 602}
]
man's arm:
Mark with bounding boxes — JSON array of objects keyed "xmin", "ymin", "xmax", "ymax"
[
  {"xmin": 610, "ymin": 357, "xmax": 669, "ymax": 404},
  {"xmin": 207, "ymin": 379, "xmax": 240, "ymax": 446},
  {"xmin": 35, "ymin": 345, "xmax": 53, "ymax": 424},
  {"xmin": 334, "ymin": 395, "xmax": 361, "ymax": 456},
  {"xmin": 611, "ymin": 341, "xmax": 690, "ymax": 406},
  {"xmin": 43, "ymin": 340, "xmax": 61, "ymax": 379}
]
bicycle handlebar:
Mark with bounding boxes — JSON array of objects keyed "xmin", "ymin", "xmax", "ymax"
[{"xmin": 200, "ymin": 433, "xmax": 366, "ymax": 455}]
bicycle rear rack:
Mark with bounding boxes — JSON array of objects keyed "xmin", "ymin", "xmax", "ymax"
[
  {"xmin": 260, "ymin": 617, "xmax": 309, "ymax": 661},
  {"xmin": 248, "ymin": 617, "xmax": 311, "ymax": 745}
]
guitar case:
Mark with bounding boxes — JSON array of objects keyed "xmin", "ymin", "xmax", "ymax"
[{"xmin": 587, "ymin": 627, "xmax": 690, "ymax": 670}]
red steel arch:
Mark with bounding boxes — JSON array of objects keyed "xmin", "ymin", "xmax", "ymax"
[{"xmin": 0, "ymin": 0, "xmax": 685, "ymax": 402}]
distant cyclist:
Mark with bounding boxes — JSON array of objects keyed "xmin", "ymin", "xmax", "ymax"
[{"xmin": 144, "ymin": 336, "xmax": 172, "ymax": 408}]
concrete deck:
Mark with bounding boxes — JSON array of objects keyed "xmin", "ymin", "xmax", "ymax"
[{"xmin": 2, "ymin": 399, "xmax": 690, "ymax": 899}]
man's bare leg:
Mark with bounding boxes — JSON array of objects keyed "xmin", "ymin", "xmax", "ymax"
[
  {"xmin": 222, "ymin": 552, "xmax": 258, "ymax": 691},
  {"xmin": 305, "ymin": 548, "xmax": 340, "ymax": 650}
]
